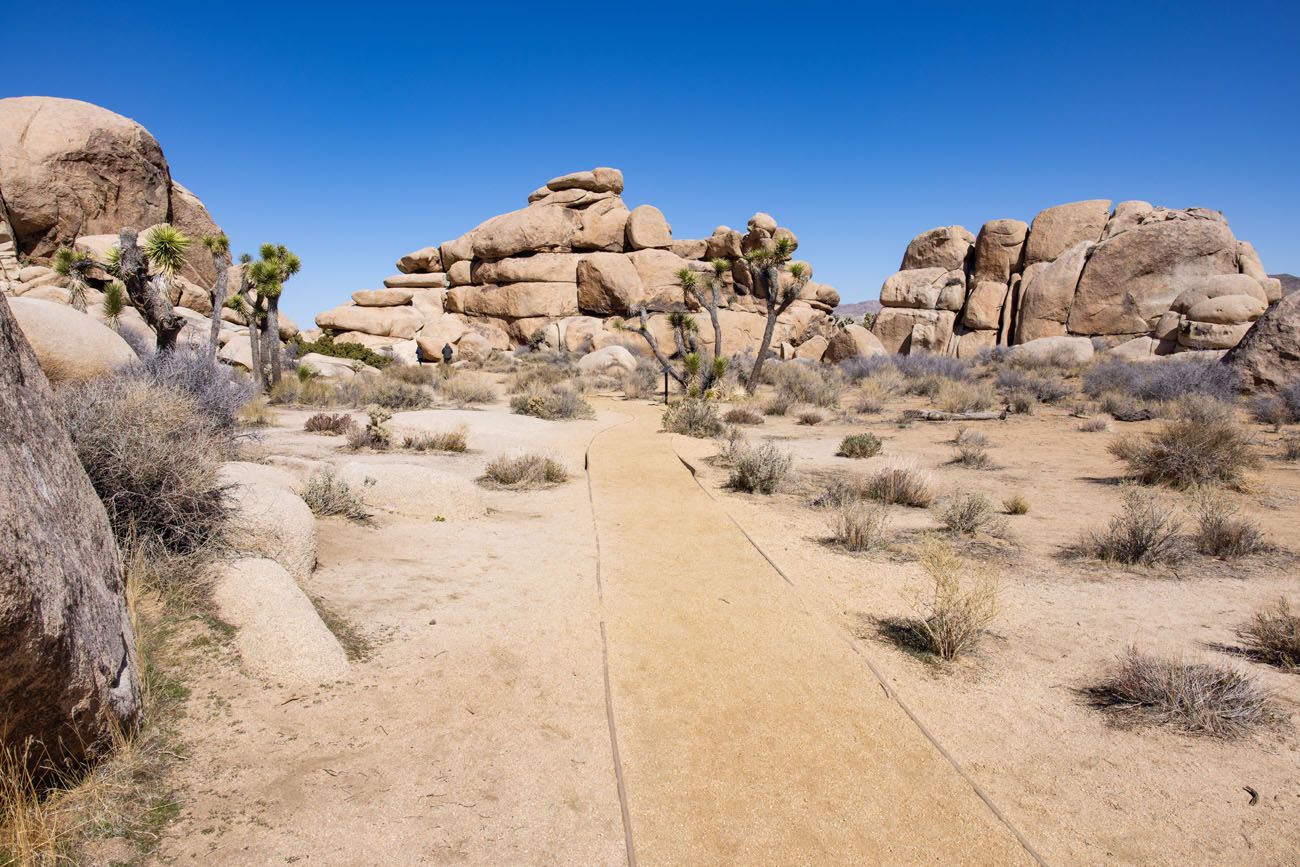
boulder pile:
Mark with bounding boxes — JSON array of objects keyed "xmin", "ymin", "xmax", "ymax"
[
  {"xmin": 313, "ymin": 168, "xmax": 855, "ymax": 363},
  {"xmin": 0, "ymin": 96, "xmax": 296, "ymax": 369},
  {"xmin": 875, "ymin": 200, "xmax": 1283, "ymax": 359}
]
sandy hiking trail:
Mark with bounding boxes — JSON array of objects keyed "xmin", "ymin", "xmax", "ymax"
[{"xmin": 587, "ymin": 401, "xmax": 1036, "ymax": 866}]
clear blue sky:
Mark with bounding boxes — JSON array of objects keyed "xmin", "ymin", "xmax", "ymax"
[{"xmin": 5, "ymin": 1, "xmax": 1298, "ymax": 326}]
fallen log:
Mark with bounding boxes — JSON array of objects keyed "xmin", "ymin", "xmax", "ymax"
[{"xmin": 905, "ymin": 409, "xmax": 1007, "ymax": 422}]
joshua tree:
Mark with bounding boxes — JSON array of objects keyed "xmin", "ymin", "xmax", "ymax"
[
  {"xmin": 678, "ymin": 259, "xmax": 730, "ymax": 392},
  {"xmin": 101, "ymin": 282, "xmax": 126, "ymax": 330},
  {"xmin": 246, "ymin": 244, "xmax": 301, "ymax": 387},
  {"xmin": 744, "ymin": 235, "xmax": 805, "ymax": 392},
  {"xmin": 225, "ymin": 254, "xmax": 265, "ymax": 388},
  {"xmin": 112, "ymin": 226, "xmax": 189, "ymax": 352},
  {"xmin": 50, "ymin": 247, "xmax": 96, "ymax": 311},
  {"xmin": 202, "ymin": 232, "xmax": 231, "ymax": 361}
]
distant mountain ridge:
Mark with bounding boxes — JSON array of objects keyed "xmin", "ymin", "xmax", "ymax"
[
  {"xmin": 1272, "ymin": 274, "xmax": 1299, "ymax": 295},
  {"xmin": 833, "ymin": 299, "xmax": 882, "ymax": 320}
]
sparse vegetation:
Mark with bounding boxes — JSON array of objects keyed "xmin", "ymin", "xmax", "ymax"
[
  {"xmin": 728, "ymin": 443, "xmax": 793, "ymax": 494},
  {"xmin": 298, "ymin": 470, "xmax": 372, "ymax": 521},
  {"xmin": 440, "ymin": 372, "xmax": 497, "ymax": 406},
  {"xmin": 1077, "ymin": 486, "xmax": 1183, "ymax": 566},
  {"xmin": 1084, "ymin": 356, "xmax": 1240, "ymax": 406},
  {"xmin": 1077, "ymin": 417, "xmax": 1110, "ymax": 433},
  {"xmin": 1282, "ymin": 434, "xmax": 1300, "ymax": 462},
  {"xmin": 304, "ymin": 412, "xmax": 357, "ymax": 435},
  {"xmin": 403, "ymin": 427, "xmax": 469, "ymax": 453},
  {"xmin": 1109, "ymin": 404, "xmax": 1258, "ymax": 489},
  {"xmin": 1003, "ymin": 493, "xmax": 1030, "ymax": 515},
  {"xmin": 828, "ymin": 501, "xmax": 891, "ymax": 551},
  {"xmin": 289, "ymin": 332, "xmax": 392, "ymax": 369},
  {"xmin": 510, "ymin": 382, "xmax": 594, "ymax": 420},
  {"xmin": 864, "ymin": 463, "xmax": 934, "ymax": 507},
  {"xmin": 951, "ymin": 428, "xmax": 994, "ymax": 469},
  {"xmin": 662, "ymin": 399, "xmax": 724, "ymax": 437},
  {"xmin": 1238, "ymin": 599, "xmax": 1300, "ymax": 670},
  {"xmin": 1084, "ymin": 648, "xmax": 1281, "ymax": 738},
  {"xmin": 891, "ymin": 538, "xmax": 1000, "ymax": 661},
  {"xmin": 346, "ymin": 405, "xmax": 394, "ymax": 450},
  {"xmin": 796, "ymin": 410, "xmax": 824, "ymax": 426},
  {"xmin": 723, "ymin": 406, "xmax": 764, "ymax": 426},
  {"xmin": 1190, "ymin": 489, "xmax": 1268, "ymax": 559},
  {"xmin": 838, "ymin": 433, "xmax": 882, "ymax": 459},
  {"xmin": 236, "ymin": 395, "xmax": 276, "ymax": 427},
  {"xmin": 772, "ymin": 362, "xmax": 845, "ymax": 408},
  {"xmin": 935, "ymin": 379, "xmax": 997, "ymax": 414},
  {"xmin": 481, "ymin": 452, "xmax": 568, "ymax": 489},
  {"xmin": 939, "ymin": 491, "xmax": 1004, "ymax": 536}
]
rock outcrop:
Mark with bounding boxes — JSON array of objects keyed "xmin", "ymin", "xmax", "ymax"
[
  {"xmin": 1222, "ymin": 291, "xmax": 1300, "ymax": 391},
  {"xmin": 313, "ymin": 168, "xmax": 853, "ymax": 363},
  {"xmin": 8, "ymin": 297, "xmax": 137, "ymax": 382},
  {"xmin": 874, "ymin": 200, "xmax": 1281, "ymax": 357},
  {"xmin": 0, "ymin": 293, "xmax": 142, "ymax": 773}
]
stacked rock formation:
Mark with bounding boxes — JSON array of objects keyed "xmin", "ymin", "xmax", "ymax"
[
  {"xmin": 0, "ymin": 96, "xmax": 295, "ymax": 369},
  {"xmin": 874, "ymin": 199, "xmax": 1283, "ymax": 358},
  {"xmin": 313, "ymin": 168, "xmax": 852, "ymax": 363}
]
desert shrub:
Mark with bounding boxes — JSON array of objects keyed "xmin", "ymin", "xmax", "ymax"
[
  {"xmin": 1077, "ymin": 417, "xmax": 1110, "ymax": 433},
  {"xmin": 298, "ymin": 470, "xmax": 372, "ymax": 521},
  {"xmin": 951, "ymin": 427, "xmax": 993, "ymax": 469},
  {"xmin": 1084, "ymin": 648, "xmax": 1281, "ymax": 737},
  {"xmin": 1098, "ymin": 391, "xmax": 1153, "ymax": 422},
  {"xmin": 1078, "ymin": 486, "xmax": 1183, "ymax": 566},
  {"xmin": 1238, "ymin": 599, "xmax": 1300, "ymax": 670},
  {"xmin": 1003, "ymin": 493, "xmax": 1030, "ymax": 515},
  {"xmin": 662, "ymin": 399, "xmax": 723, "ymax": 437},
  {"xmin": 268, "ymin": 370, "xmax": 345, "ymax": 407},
  {"xmin": 762, "ymin": 392, "xmax": 794, "ymax": 416},
  {"xmin": 1281, "ymin": 434, "xmax": 1300, "ymax": 462},
  {"xmin": 1083, "ymin": 356, "xmax": 1239, "ymax": 404},
  {"xmin": 729, "ymin": 443, "xmax": 793, "ymax": 494},
  {"xmin": 481, "ymin": 452, "xmax": 568, "ymax": 489},
  {"xmin": 1109, "ymin": 406, "xmax": 1258, "ymax": 489},
  {"xmin": 236, "ymin": 395, "xmax": 276, "ymax": 427},
  {"xmin": 62, "ymin": 377, "xmax": 229, "ymax": 555},
  {"xmin": 1004, "ymin": 389, "xmax": 1036, "ymax": 415},
  {"xmin": 347, "ymin": 405, "xmax": 393, "ymax": 450},
  {"xmin": 723, "ymin": 406, "xmax": 764, "ymax": 426},
  {"xmin": 839, "ymin": 433, "xmax": 882, "ymax": 459},
  {"xmin": 440, "ymin": 372, "xmax": 496, "ymax": 405},
  {"xmin": 1190, "ymin": 489, "xmax": 1268, "ymax": 559},
  {"xmin": 403, "ymin": 426, "xmax": 468, "ymax": 453},
  {"xmin": 507, "ymin": 359, "xmax": 575, "ymax": 394},
  {"xmin": 939, "ymin": 491, "xmax": 1004, "ymax": 536},
  {"xmin": 383, "ymin": 364, "xmax": 437, "ymax": 385},
  {"xmin": 304, "ymin": 412, "xmax": 356, "ymax": 435},
  {"xmin": 864, "ymin": 463, "xmax": 934, "ymax": 507},
  {"xmin": 828, "ymin": 501, "xmax": 891, "ymax": 551},
  {"xmin": 349, "ymin": 377, "xmax": 435, "ymax": 410},
  {"xmin": 844, "ymin": 353, "xmax": 970, "ymax": 387},
  {"xmin": 797, "ymin": 410, "xmax": 824, "ymax": 426},
  {"xmin": 899, "ymin": 538, "xmax": 1000, "ymax": 661},
  {"xmin": 290, "ymin": 332, "xmax": 391, "ymax": 368},
  {"xmin": 935, "ymin": 379, "xmax": 997, "ymax": 414},
  {"xmin": 772, "ymin": 362, "xmax": 845, "ymax": 408},
  {"xmin": 510, "ymin": 382, "xmax": 594, "ymax": 420},
  {"xmin": 854, "ymin": 381, "xmax": 890, "ymax": 414},
  {"xmin": 996, "ymin": 367, "xmax": 1072, "ymax": 405},
  {"xmin": 619, "ymin": 363, "xmax": 658, "ymax": 399},
  {"xmin": 129, "ymin": 342, "xmax": 255, "ymax": 433}
]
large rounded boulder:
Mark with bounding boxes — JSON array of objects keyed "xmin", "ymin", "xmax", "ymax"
[
  {"xmin": 9, "ymin": 297, "xmax": 137, "ymax": 383},
  {"xmin": 1223, "ymin": 291, "xmax": 1300, "ymax": 391}
]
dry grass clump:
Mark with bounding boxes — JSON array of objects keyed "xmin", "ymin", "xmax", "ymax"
[
  {"xmin": 662, "ymin": 399, "xmax": 723, "ymax": 438},
  {"xmin": 510, "ymin": 382, "xmax": 594, "ymax": 420},
  {"xmin": 507, "ymin": 359, "xmax": 575, "ymax": 394},
  {"xmin": 618, "ymin": 363, "xmax": 658, "ymax": 399},
  {"xmin": 381, "ymin": 363, "xmax": 436, "ymax": 385},
  {"xmin": 1280, "ymin": 434, "xmax": 1300, "ymax": 462},
  {"xmin": 939, "ymin": 491, "xmax": 1005, "ymax": 536},
  {"xmin": 440, "ymin": 372, "xmax": 497, "ymax": 406},
  {"xmin": 298, "ymin": 469, "xmax": 372, "ymax": 521},
  {"xmin": 1109, "ymin": 402, "xmax": 1258, "ymax": 489},
  {"xmin": 723, "ymin": 406, "xmax": 764, "ymax": 426},
  {"xmin": 838, "ymin": 432, "xmax": 883, "ymax": 459},
  {"xmin": 728, "ymin": 442, "xmax": 793, "ymax": 494},
  {"xmin": 950, "ymin": 427, "xmax": 994, "ymax": 469},
  {"xmin": 268, "ymin": 369, "xmax": 347, "ymax": 407},
  {"xmin": 935, "ymin": 379, "xmax": 997, "ymax": 414},
  {"xmin": 828, "ymin": 501, "xmax": 891, "ymax": 552},
  {"xmin": 236, "ymin": 395, "xmax": 276, "ymax": 427},
  {"xmin": 1077, "ymin": 416, "xmax": 1110, "ymax": 433},
  {"xmin": 891, "ymin": 538, "xmax": 1000, "ymax": 661},
  {"xmin": 1003, "ymin": 493, "xmax": 1030, "ymax": 515},
  {"xmin": 1084, "ymin": 356, "xmax": 1240, "ymax": 405},
  {"xmin": 1238, "ymin": 599, "xmax": 1300, "ymax": 670},
  {"xmin": 346, "ymin": 405, "xmax": 394, "ymax": 450},
  {"xmin": 1083, "ymin": 648, "xmax": 1282, "ymax": 738},
  {"xmin": 772, "ymin": 362, "xmax": 845, "ymax": 408},
  {"xmin": 796, "ymin": 410, "xmax": 824, "ymax": 426},
  {"xmin": 403, "ymin": 426, "xmax": 469, "ymax": 453},
  {"xmin": 304, "ymin": 412, "xmax": 357, "ymax": 435},
  {"xmin": 864, "ymin": 462, "xmax": 934, "ymax": 507},
  {"xmin": 762, "ymin": 393, "xmax": 794, "ymax": 416},
  {"xmin": 480, "ymin": 452, "xmax": 568, "ymax": 489},
  {"xmin": 62, "ymin": 376, "xmax": 229, "ymax": 557},
  {"xmin": 995, "ymin": 367, "xmax": 1073, "ymax": 407},
  {"xmin": 1190, "ymin": 489, "xmax": 1268, "ymax": 559},
  {"xmin": 1077, "ymin": 485, "xmax": 1183, "ymax": 566},
  {"xmin": 344, "ymin": 373, "xmax": 435, "ymax": 410},
  {"xmin": 853, "ymin": 380, "xmax": 891, "ymax": 415}
]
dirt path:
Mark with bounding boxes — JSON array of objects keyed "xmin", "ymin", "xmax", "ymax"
[{"xmin": 587, "ymin": 402, "xmax": 1037, "ymax": 866}]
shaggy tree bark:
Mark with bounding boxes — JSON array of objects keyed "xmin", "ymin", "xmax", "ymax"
[
  {"xmin": 265, "ymin": 295, "xmax": 283, "ymax": 386},
  {"xmin": 0, "ymin": 292, "xmax": 142, "ymax": 776},
  {"xmin": 746, "ymin": 262, "xmax": 798, "ymax": 392},
  {"xmin": 207, "ymin": 255, "xmax": 229, "ymax": 362},
  {"xmin": 633, "ymin": 306, "xmax": 686, "ymax": 386},
  {"xmin": 118, "ymin": 228, "xmax": 184, "ymax": 353}
]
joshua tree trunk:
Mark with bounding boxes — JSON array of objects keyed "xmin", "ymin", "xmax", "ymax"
[
  {"xmin": 248, "ymin": 312, "xmax": 263, "ymax": 391},
  {"xmin": 265, "ymin": 297, "xmax": 283, "ymax": 386},
  {"xmin": 207, "ymin": 257, "xmax": 229, "ymax": 362},
  {"xmin": 634, "ymin": 307, "xmax": 686, "ymax": 386},
  {"xmin": 117, "ymin": 228, "xmax": 184, "ymax": 353},
  {"xmin": 747, "ymin": 264, "xmax": 793, "ymax": 392}
]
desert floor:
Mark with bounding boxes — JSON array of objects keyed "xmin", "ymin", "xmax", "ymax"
[{"xmin": 154, "ymin": 388, "xmax": 1299, "ymax": 866}]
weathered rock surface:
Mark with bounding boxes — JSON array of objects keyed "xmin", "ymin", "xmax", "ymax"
[
  {"xmin": 625, "ymin": 205, "xmax": 672, "ymax": 250},
  {"xmin": 9, "ymin": 297, "xmax": 136, "ymax": 382},
  {"xmin": 1023, "ymin": 199, "xmax": 1110, "ymax": 265},
  {"xmin": 0, "ymin": 293, "xmax": 141, "ymax": 772},
  {"xmin": 822, "ymin": 323, "xmax": 886, "ymax": 363},
  {"xmin": 577, "ymin": 345, "xmax": 638, "ymax": 375},
  {"xmin": 577, "ymin": 253, "xmax": 644, "ymax": 316},
  {"xmin": 219, "ymin": 463, "xmax": 318, "ymax": 582},
  {"xmin": 1222, "ymin": 291, "xmax": 1300, "ymax": 390},
  {"xmin": 901, "ymin": 226, "xmax": 974, "ymax": 271}
]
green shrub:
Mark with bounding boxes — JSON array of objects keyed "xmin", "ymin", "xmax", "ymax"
[
  {"xmin": 290, "ymin": 333, "xmax": 391, "ymax": 368},
  {"xmin": 510, "ymin": 383, "xmax": 594, "ymax": 420},
  {"xmin": 939, "ymin": 491, "xmax": 1004, "ymax": 536},
  {"xmin": 838, "ymin": 433, "xmax": 883, "ymax": 459},
  {"xmin": 662, "ymin": 399, "xmax": 723, "ymax": 437}
]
